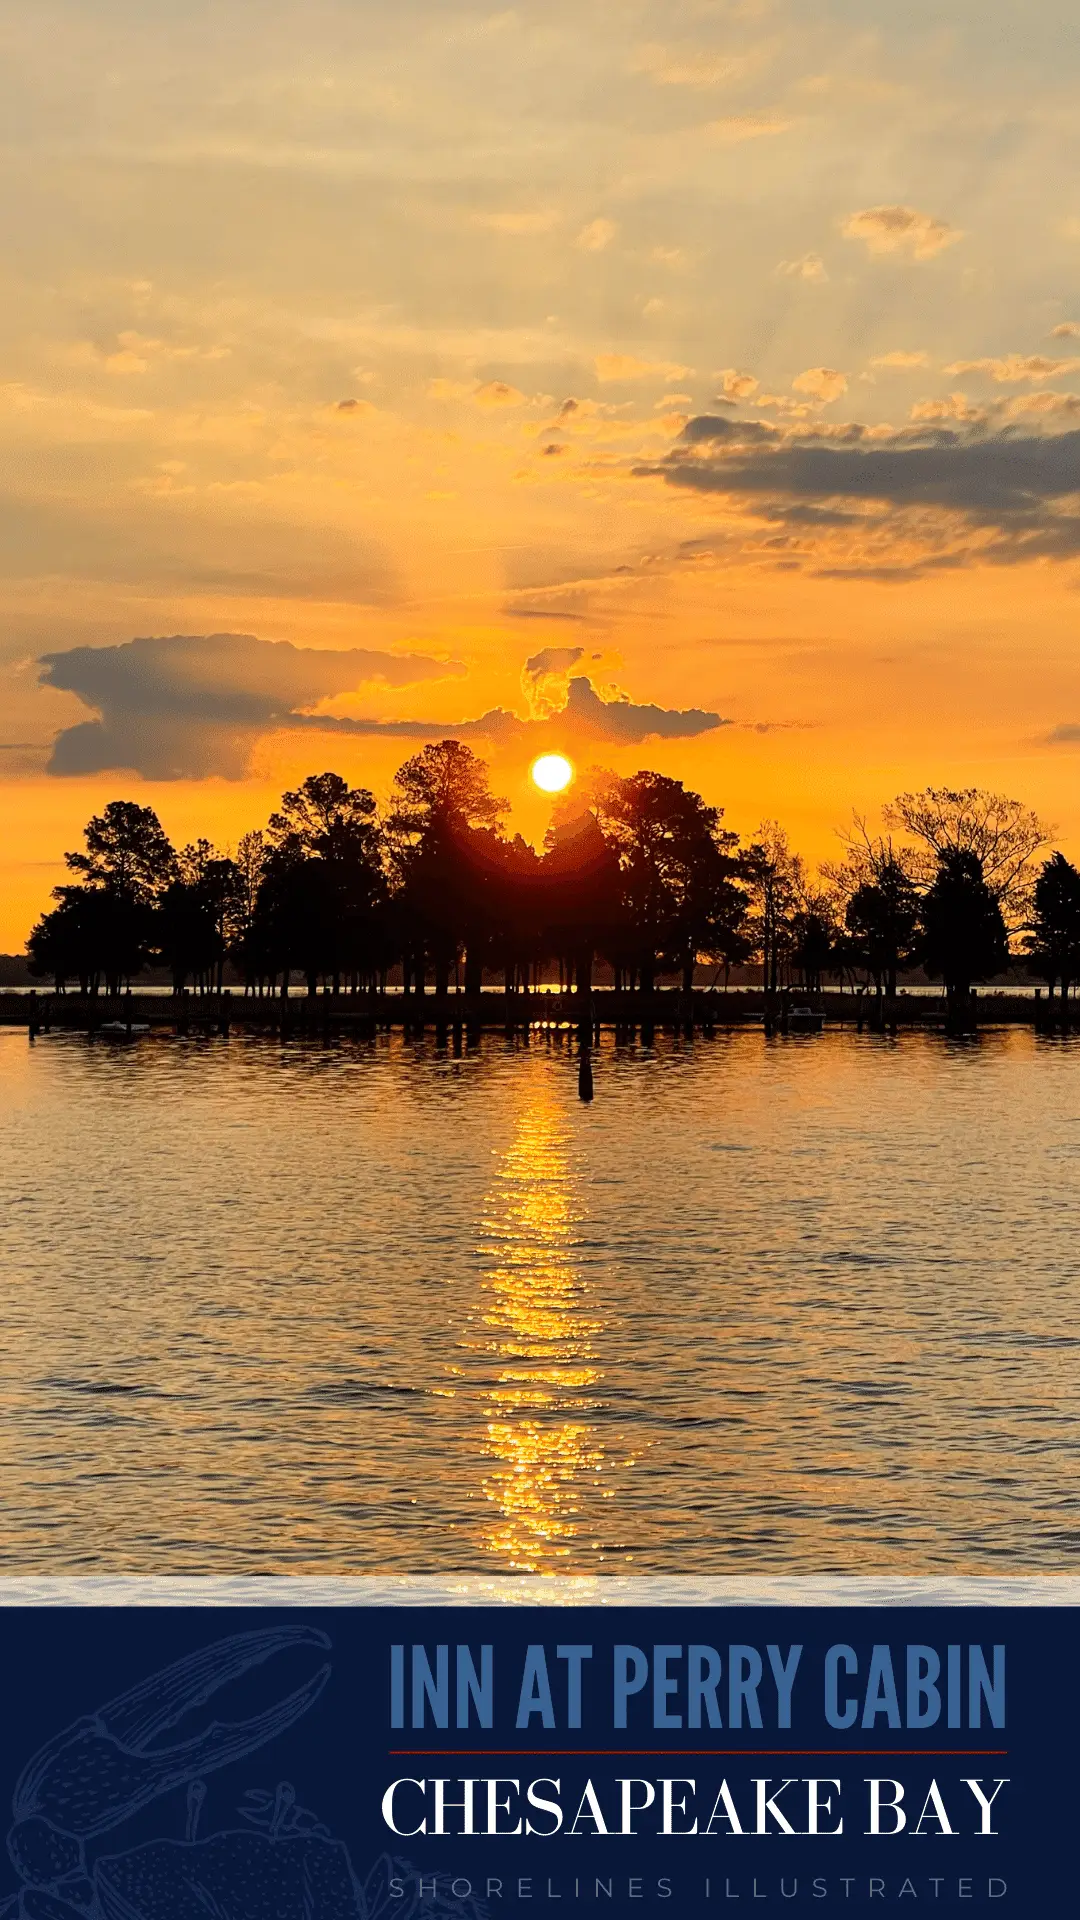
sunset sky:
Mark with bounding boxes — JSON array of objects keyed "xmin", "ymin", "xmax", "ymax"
[{"xmin": 3, "ymin": 0, "xmax": 1080, "ymax": 945}]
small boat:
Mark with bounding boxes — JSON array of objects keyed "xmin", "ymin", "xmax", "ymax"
[
  {"xmin": 787, "ymin": 1005, "xmax": 823, "ymax": 1033},
  {"xmin": 98, "ymin": 1020, "xmax": 151, "ymax": 1037}
]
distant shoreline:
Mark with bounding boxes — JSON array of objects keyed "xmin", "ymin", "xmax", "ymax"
[{"xmin": 4, "ymin": 985, "xmax": 1076, "ymax": 1035}]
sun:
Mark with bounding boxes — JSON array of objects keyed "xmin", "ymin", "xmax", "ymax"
[{"xmin": 531, "ymin": 752, "xmax": 575, "ymax": 794}]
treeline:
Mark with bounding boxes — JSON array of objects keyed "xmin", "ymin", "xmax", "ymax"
[{"xmin": 24, "ymin": 740, "xmax": 1080, "ymax": 1008}]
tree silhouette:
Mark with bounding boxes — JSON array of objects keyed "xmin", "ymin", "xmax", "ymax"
[
  {"xmin": 388, "ymin": 743, "xmax": 509, "ymax": 996},
  {"xmin": 28, "ymin": 799, "xmax": 176, "ymax": 996},
  {"xmin": 587, "ymin": 771, "xmax": 745, "ymax": 993},
  {"xmin": 1025, "ymin": 852, "xmax": 1080, "ymax": 1003},
  {"xmin": 743, "ymin": 823, "xmax": 804, "ymax": 998},
  {"xmin": 258, "ymin": 774, "xmax": 387, "ymax": 997},
  {"xmin": 791, "ymin": 889, "xmax": 839, "ymax": 995},
  {"xmin": 542, "ymin": 807, "xmax": 623, "ymax": 994},
  {"xmin": 158, "ymin": 841, "xmax": 240, "ymax": 993},
  {"xmin": 885, "ymin": 787, "xmax": 1048, "ymax": 922},
  {"xmin": 917, "ymin": 850, "xmax": 1009, "ymax": 1008},
  {"xmin": 843, "ymin": 860, "xmax": 920, "ymax": 999},
  {"xmin": 20, "ymin": 756, "xmax": 1065, "ymax": 1021}
]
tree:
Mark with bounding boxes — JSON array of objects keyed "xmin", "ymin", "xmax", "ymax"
[
  {"xmin": 63, "ymin": 800, "xmax": 177, "ymax": 906},
  {"xmin": 268, "ymin": 771, "xmax": 382, "ymax": 865},
  {"xmin": 388, "ymin": 743, "xmax": 509, "ymax": 996},
  {"xmin": 843, "ymin": 860, "xmax": 920, "ymax": 999},
  {"xmin": 27, "ymin": 891, "xmax": 108, "ymax": 994},
  {"xmin": 542, "ymin": 807, "xmax": 624, "ymax": 994},
  {"xmin": 791, "ymin": 888, "xmax": 839, "ymax": 995},
  {"xmin": 885, "ymin": 787, "xmax": 1048, "ymax": 924},
  {"xmin": 388, "ymin": 740, "xmax": 507, "ymax": 840},
  {"xmin": 31, "ymin": 801, "xmax": 177, "ymax": 995},
  {"xmin": 157, "ymin": 840, "xmax": 241, "ymax": 993},
  {"xmin": 917, "ymin": 850, "xmax": 1009, "ymax": 1007},
  {"xmin": 229, "ymin": 831, "xmax": 269, "ymax": 992},
  {"xmin": 743, "ymin": 823, "xmax": 805, "ymax": 998},
  {"xmin": 1025, "ymin": 852, "xmax": 1080, "ymax": 1001},
  {"xmin": 260, "ymin": 773, "xmax": 387, "ymax": 995},
  {"xmin": 588, "ymin": 770, "xmax": 746, "ymax": 993}
]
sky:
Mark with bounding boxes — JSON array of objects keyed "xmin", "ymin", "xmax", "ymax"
[{"xmin": 2, "ymin": 0, "xmax": 1080, "ymax": 944}]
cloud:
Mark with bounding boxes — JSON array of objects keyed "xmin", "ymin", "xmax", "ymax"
[
  {"xmin": 792, "ymin": 366, "xmax": 848, "ymax": 402},
  {"xmin": 1046, "ymin": 723, "xmax": 1080, "ymax": 744},
  {"xmin": 870, "ymin": 350, "xmax": 931, "ymax": 370},
  {"xmin": 636, "ymin": 412, "xmax": 1080, "ymax": 576},
  {"xmin": 576, "ymin": 218, "xmax": 617, "ymax": 252},
  {"xmin": 909, "ymin": 392, "xmax": 985, "ymax": 422},
  {"xmin": 945, "ymin": 353, "xmax": 1080, "ymax": 383},
  {"xmin": 524, "ymin": 646, "xmax": 587, "ymax": 675},
  {"xmin": 473, "ymin": 209, "xmax": 560, "ymax": 235},
  {"xmin": 595, "ymin": 353, "xmax": 691, "ymax": 383},
  {"xmin": 717, "ymin": 368, "xmax": 759, "ymax": 400},
  {"xmin": 842, "ymin": 206, "xmax": 961, "ymax": 260},
  {"xmin": 557, "ymin": 675, "xmax": 726, "ymax": 742},
  {"xmin": 521, "ymin": 646, "xmax": 586, "ymax": 719},
  {"xmin": 629, "ymin": 44, "xmax": 751, "ymax": 89},
  {"xmin": 474, "ymin": 380, "xmax": 527, "ymax": 408},
  {"xmin": 707, "ymin": 115, "xmax": 790, "ymax": 144},
  {"xmin": 39, "ymin": 632, "xmax": 463, "ymax": 779},
  {"xmin": 776, "ymin": 253, "xmax": 827, "ymax": 281},
  {"xmin": 1050, "ymin": 322, "xmax": 1080, "ymax": 339},
  {"xmin": 294, "ymin": 671, "xmax": 727, "ymax": 749},
  {"xmin": 427, "ymin": 377, "xmax": 527, "ymax": 405}
]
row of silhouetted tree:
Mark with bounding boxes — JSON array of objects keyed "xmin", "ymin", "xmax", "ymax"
[{"xmin": 24, "ymin": 740, "xmax": 1080, "ymax": 1009}]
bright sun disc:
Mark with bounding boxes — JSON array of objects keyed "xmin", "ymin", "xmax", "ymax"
[{"xmin": 531, "ymin": 752, "xmax": 574, "ymax": 794}]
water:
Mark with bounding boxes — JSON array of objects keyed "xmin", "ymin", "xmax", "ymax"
[{"xmin": 1, "ymin": 1026, "xmax": 1077, "ymax": 1575}]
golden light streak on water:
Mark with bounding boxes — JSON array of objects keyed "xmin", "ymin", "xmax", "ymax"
[{"xmin": 469, "ymin": 1094, "xmax": 608, "ymax": 1569}]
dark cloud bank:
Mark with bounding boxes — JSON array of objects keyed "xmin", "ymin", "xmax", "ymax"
[
  {"xmin": 39, "ymin": 633, "xmax": 464, "ymax": 779},
  {"xmin": 38, "ymin": 632, "xmax": 725, "ymax": 779},
  {"xmin": 639, "ymin": 415, "xmax": 1080, "ymax": 573}
]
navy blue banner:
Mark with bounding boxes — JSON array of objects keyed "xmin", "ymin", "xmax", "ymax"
[{"xmin": 0, "ymin": 1606, "xmax": 1071, "ymax": 1918}]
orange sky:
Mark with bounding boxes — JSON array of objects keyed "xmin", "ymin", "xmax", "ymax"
[{"xmin": 3, "ymin": 1, "xmax": 1080, "ymax": 946}]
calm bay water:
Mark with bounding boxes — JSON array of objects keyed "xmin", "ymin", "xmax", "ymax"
[{"xmin": 1, "ymin": 1025, "xmax": 1077, "ymax": 1575}]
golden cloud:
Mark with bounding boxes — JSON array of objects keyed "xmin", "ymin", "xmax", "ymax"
[
  {"xmin": 775, "ymin": 252, "xmax": 827, "ymax": 281},
  {"xmin": 472, "ymin": 209, "xmax": 561, "ymax": 235},
  {"xmin": 842, "ymin": 206, "xmax": 961, "ymax": 260},
  {"xmin": 909, "ymin": 392, "xmax": 985, "ymax": 422},
  {"xmin": 792, "ymin": 366, "xmax": 848, "ymax": 402},
  {"xmin": 870, "ymin": 350, "xmax": 931, "ymax": 370},
  {"xmin": 629, "ymin": 43, "xmax": 753, "ymax": 89},
  {"xmin": 576, "ymin": 218, "xmax": 618, "ymax": 252},
  {"xmin": 595, "ymin": 353, "xmax": 691, "ymax": 383},
  {"xmin": 707, "ymin": 114, "xmax": 791, "ymax": 144},
  {"xmin": 717, "ymin": 368, "xmax": 759, "ymax": 400},
  {"xmin": 945, "ymin": 353, "xmax": 1080, "ymax": 383}
]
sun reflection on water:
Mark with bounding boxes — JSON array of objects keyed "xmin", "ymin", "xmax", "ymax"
[{"xmin": 465, "ymin": 1093, "xmax": 610, "ymax": 1569}]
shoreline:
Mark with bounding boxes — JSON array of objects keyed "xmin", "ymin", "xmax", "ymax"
[{"xmin": 4, "ymin": 986, "xmax": 1077, "ymax": 1035}]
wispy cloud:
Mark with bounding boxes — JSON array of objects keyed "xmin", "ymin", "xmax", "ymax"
[
  {"xmin": 595, "ymin": 353, "xmax": 691, "ymax": 383},
  {"xmin": 472, "ymin": 209, "xmax": 561, "ymax": 235},
  {"xmin": 842, "ymin": 206, "xmax": 961, "ymax": 260},
  {"xmin": 576, "ymin": 218, "xmax": 617, "ymax": 252},
  {"xmin": 707, "ymin": 114, "xmax": 790, "ymax": 144},
  {"xmin": 629, "ymin": 44, "xmax": 755, "ymax": 90},
  {"xmin": 775, "ymin": 252, "xmax": 827, "ymax": 281},
  {"xmin": 945, "ymin": 353, "xmax": 1080, "ymax": 383},
  {"xmin": 870, "ymin": 350, "xmax": 931, "ymax": 370}
]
